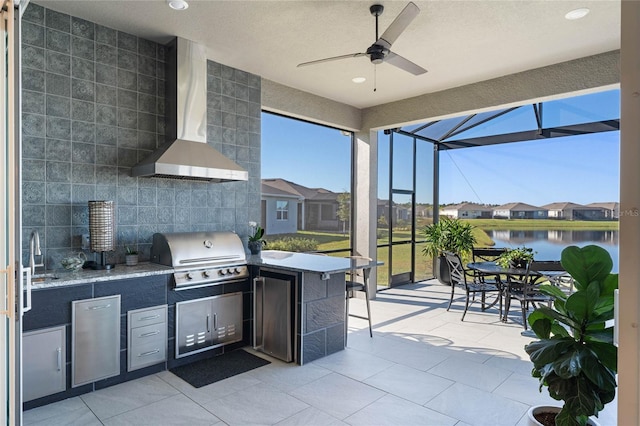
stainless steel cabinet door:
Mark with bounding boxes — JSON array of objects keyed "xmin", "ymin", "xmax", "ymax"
[
  {"xmin": 210, "ymin": 292, "xmax": 242, "ymax": 347},
  {"xmin": 176, "ymin": 298, "xmax": 212, "ymax": 358},
  {"xmin": 23, "ymin": 326, "xmax": 66, "ymax": 401},
  {"xmin": 72, "ymin": 295, "xmax": 121, "ymax": 387}
]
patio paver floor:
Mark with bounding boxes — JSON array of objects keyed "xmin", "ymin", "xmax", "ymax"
[{"xmin": 23, "ymin": 280, "xmax": 618, "ymax": 426}]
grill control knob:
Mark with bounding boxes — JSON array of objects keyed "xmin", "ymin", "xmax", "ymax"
[
  {"xmin": 203, "ymin": 271, "xmax": 210, "ymax": 278},
  {"xmin": 234, "ymin": 268, "xmax": 241, "ymax": 274},
  {"xmin": 219, "ymin": 269, "xmax": 227, "ymax": 276},
  {"xmin": 185, "ymin": 273, "xmax": 194, "ymax": 280}
]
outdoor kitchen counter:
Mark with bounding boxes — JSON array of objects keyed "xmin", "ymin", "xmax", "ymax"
[
  {"xmin": 29, "ymin": 262, "xmax": 175, "ymax": 290},
  {"xmin": 249, "ymin": 250, "xmax": 381, "ymax": 365},
  {"xmin": 248, "ymin": 250, "xmax": 377, "ymax": 275}
]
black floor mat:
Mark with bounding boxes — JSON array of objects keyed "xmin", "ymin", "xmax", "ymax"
[{"xmin": 169, "ymin": 349, "xmax": 270, "ymax": 388}]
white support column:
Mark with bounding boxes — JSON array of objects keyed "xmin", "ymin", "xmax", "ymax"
[
  {"xmin": 353, "ymin": 130, "xmax": 378, "ymax": 298},
  {"xmin": 619, "ymin": 1, "xmax": 640, "ymax": 423}
]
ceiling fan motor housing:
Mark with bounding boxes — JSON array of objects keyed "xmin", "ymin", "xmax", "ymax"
[{"xmin": 367, "ymin": 44, "xmax": 387, "ymax": 64}]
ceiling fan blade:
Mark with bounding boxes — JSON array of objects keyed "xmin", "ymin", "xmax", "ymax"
[
  {"xmin": 297, "ymin": 52, "xmax": 366, "ymax": 68},
  {"xmin": 376, "ymin": 2, "xmax": 420, "ymax": 50},
  {"xmin": 385, "ymin": 51, "xmax": 427, "ymax": 75}
]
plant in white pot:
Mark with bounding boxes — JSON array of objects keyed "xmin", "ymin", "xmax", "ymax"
[
  {"xmin": 125, "ymin": 246, "xmax": 139, "ymax": 266},
  {"xmin": 524, "ymin": 245, "xmax": 617, "ymax": 426},
  {"xmin": 421, "ymin": 217, "xmax": 476, "ymax": 285}
]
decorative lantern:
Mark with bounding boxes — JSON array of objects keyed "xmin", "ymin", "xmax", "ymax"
[{"xmin": 88, "ymin": 200, "xmax": 116, "ymax": 270}]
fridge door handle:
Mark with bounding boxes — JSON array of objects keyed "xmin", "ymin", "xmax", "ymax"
[{"xmin": 253, "ymin": 277, "xmax": 265, "ymax": 349}]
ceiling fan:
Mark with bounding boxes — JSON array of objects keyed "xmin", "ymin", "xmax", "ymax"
[{"xmin": 297, "ymin": 2, "xmax": 427, "ymax": 75}]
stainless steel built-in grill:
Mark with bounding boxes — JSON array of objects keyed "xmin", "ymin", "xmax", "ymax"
[{"xmin": 151, "ymin": 231, "xmax": 248, "ymax": 289}]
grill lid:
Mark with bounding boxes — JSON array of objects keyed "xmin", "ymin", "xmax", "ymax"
[{"xmin": 151, "ymin": 231, "xmax": 246, "ymax": 268}]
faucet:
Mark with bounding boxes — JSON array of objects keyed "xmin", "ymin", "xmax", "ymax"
[{"xmin": 29, "ymin": 229, "xmax": 44, "ymax": 275}]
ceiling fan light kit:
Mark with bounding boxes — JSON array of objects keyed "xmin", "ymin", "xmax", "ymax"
[{"xmin": 297, "ymin": 2, "xmax": 427, "ymax": 76}]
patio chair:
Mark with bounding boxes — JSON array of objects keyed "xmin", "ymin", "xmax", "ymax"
[
  {"xmin": 345, "ymin": 256, "xmax": 373, "ymax": 342},
  {"xmin": 471, "ymin": 247, "xmax": 508, "ymax": 286},
  {"xmin": 504, "ymin": 260, "xmax": 563, "ymax": 330},
  {"xmin": 444, "ymin": 251, "xmax": 502, "ymax": 321}
]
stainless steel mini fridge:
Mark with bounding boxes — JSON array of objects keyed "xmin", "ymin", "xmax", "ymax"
[{"xmin": 253, "ymin": 270, "xmax": 294, "ymax": 362}]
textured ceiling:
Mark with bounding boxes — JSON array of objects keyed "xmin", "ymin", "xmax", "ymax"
[{"xmin": 36, "ymin": 0, "xmax": 620, "ymax": 109}]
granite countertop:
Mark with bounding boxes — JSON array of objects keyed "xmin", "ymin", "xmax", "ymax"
[
  {"xmin": 248, "ymin": 250, "xmax": 380, "ymax": 274},
  {"xmin": 29, "ymin": 262, "xmax": 175, "ymax": 290}
]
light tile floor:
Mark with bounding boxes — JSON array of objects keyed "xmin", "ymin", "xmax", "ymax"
[{"xmin": 23, "ymin": 280, "xmax": 618, "ymax": 426}]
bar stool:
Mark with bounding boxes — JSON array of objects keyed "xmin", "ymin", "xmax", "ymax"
[{"xmin": 345, "ymin": 256, "xmax": 373, "ymax": 343}]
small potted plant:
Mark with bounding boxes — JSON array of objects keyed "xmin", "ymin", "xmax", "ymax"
[
  {"xmin": 496, "ymin": 246, "xmax": 535, "ymax": 269},
  {"xmin": 421, "ymin": 217, "xmax": 476, "ymax": 285},
  {"xmin": 248, "ymin": 221, "xmax": 266, "ymax": 255},
  {"xmin": 125, "ymin": 246, "xmax": 139, "ymax": 266},
  {"xmin": 524, "ymin": 245, "xmax": 617, "ymax": 426}
]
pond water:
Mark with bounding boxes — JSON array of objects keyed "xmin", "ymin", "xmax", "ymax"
[{"xmin": 487, "ymin": 229, "xmax": 619, "ymax": 272}]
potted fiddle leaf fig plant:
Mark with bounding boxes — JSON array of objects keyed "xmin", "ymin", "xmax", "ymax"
[
  {"xmin": 524, "ymin": 245, "xmax": 617, "ymax": 426},
  {"xmin": 421, "ymin": 217, "xmax": 476, "ymax": 285},
  {"xmin": 248, "ymin": 221, "xmax": 266, "ymax": 255}
]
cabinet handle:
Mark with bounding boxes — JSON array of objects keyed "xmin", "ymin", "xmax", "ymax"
[
  {"xmin": 213, "ymin": 313, "xmax": 217, "ymax": 330},
  {"xmin": 140, "ymin": 314, "xmax": 160, "ymax": 321},
  {"xmin": 56, "ymin": 347, "xmax": 62, "ymax": 371},
  {"xmin": 206, "ymin": 314, "xmax": 210, "ymax": 333},
  {"xmin": 139, "ymin": 330, "xmax": 160, "ymax": 338},
  {"xmin": 138, "ymin": 349, "xmax": 160, "ymax": 358},
  {"xmin": 87, "ymin": 304, "xmax": 111, "ymax": 310}
]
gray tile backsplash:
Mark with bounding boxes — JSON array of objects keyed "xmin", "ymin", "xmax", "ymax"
[{"xmin": 21, "ymin": 3, "xmax": 261, "ymax": 269}]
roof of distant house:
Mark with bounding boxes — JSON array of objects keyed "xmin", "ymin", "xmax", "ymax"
[
  {"xmin": 493, "ymin": 202, "xmax": 544, "ymax": 211},
  {"xmin": 541, "ymin": 201, "xmax": 597, "ymax": 210},
  {"xmin": 442, "ymin": 202, "xmax": 492, "ymax": 211},
  {"xmin": 261, "ymin": 178, "xmax": 340, "ymax": 201},
  {"xmin": 586, "ymin": 202, "xmax": 620, "ymax": 210}
]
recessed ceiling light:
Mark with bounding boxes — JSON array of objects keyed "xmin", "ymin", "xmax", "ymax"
[
  {"xmin": 565, "ymin": 8, "xmax": 589, "ymax": 20},
  {"xmin": 352, "ymin": 77, "xmax": 366, "ymax": 84},
  {"xmin": 167, "ymin": 0, "xmax": 189, "ymax": 11}
]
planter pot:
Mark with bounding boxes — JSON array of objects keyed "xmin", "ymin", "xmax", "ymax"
[
  {"xmin": 527, "ymin": 406, "xmax": 600, "ymax": 426},
  {"xmin": 511, "ymin": 260, "xmax": 529, "ymax": 269},
  {"xmin": 125, "ymin": 254, "xmax": 138, "ymax": 266},
  {"xmin": 248, "ymin": 241, "xmax": 263, "ymax": 255},
  {"xmin": 435, "ymin": 255, "xmax": 451, "ymax": 286}
]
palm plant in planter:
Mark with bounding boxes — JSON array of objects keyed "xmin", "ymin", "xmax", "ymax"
[
  {"xmin": 525, "ymin": 245, "xmax": 617, "ymax": 426},
  {"xmin": 421, "ymin": 217, "xmax": 476, "ymax": 285}
]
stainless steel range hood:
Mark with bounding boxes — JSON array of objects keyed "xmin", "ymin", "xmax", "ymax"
[{"xmin": 132, "ymin": 38, "xmax": 248, "ymax": 182}]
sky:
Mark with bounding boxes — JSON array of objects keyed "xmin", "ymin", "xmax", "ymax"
[{"xmin": 261, "ymin": 89, "xmax": 620, "ymax": 207}]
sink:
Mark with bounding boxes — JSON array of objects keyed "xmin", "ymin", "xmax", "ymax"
[{"xmin": 31, "ymin": 273, "xmax": 59, "ymax": 283}]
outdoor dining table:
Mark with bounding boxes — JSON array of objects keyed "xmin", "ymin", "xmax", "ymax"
[{"xmin": 466, "ymin": 261, "xmax": 568, "ymax": 324}]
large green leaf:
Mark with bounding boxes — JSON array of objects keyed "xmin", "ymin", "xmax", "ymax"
[
  {"xmin": 601, "ymin": 273, "xmax": 618, "ymax": 297},
  {"xmin": 528, "ymin": 310, "xmax": 551, "ymax": 338},
  {"xmin": 564, "ymin": 282, "xmax": 598, "ymax": 324},
  {"xmin": 586, "ymin": 340, "xmax": 618, "ymax": 372},
  {"xmin": 535, "ymin": 306, "xmax": 581, "ymax": 331},
  {"xmin": 551, "ymin": 349, "xmax": 582, "ymax": 379},
  {"xmin": 579, "ymin": 347, "xmax": 616, "ymax": 392},
  {"xmin": 526, "ymin": 338, "xmax": 575, "ymax": 366},
  {"xmin": 561, "ymin": 245, "xmax": 613, "ymax": 291},
  {"xmin": 540, "ymin": 283, "xmax": 568, "ymax": 301}
]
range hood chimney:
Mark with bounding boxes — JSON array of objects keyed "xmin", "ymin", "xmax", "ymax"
[{"xmin": 131, "ymin": 38, "xmax": 248, "ymax": 182}]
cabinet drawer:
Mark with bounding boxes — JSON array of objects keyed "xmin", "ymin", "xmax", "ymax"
[
  {"xmin": 130, "ymin": 322, "xmax": 165, "ymax": 346},
  {"xmin": 129, "ymin": 337, "xmax": 166, "ymax": 371},
  {"xmin": 128, "ymin": 305, "xmax": 168, "ymax": 372},
  {"xmin": 129, "ymin": 305, "xmax": 166, "ymax": 327}
]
